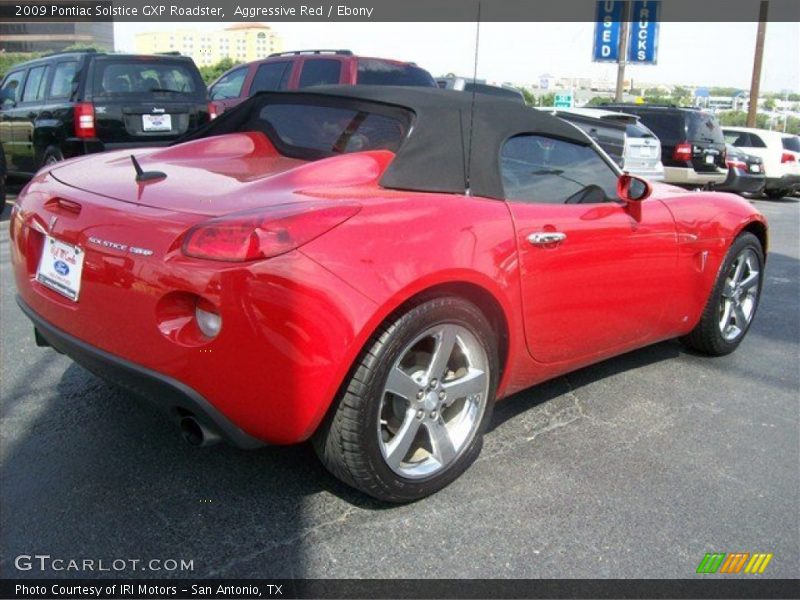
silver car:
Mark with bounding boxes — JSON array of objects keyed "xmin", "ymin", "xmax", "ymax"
[{"xmin": 549, "ymin": 107, "xmax": 665, "ymax": 182}]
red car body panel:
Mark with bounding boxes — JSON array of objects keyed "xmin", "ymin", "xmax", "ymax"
[{"xmin": 10, "ymin": 131, "xmax": 767, "ymax": 446}]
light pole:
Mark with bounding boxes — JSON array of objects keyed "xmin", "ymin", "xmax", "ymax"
[{"xmin": 747, "ymin": 1, "xmax": 769, "ymax": 128}]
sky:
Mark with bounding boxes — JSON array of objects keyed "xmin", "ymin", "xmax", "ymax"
[{"xmin": 114, "ymin": 21, "xmax": 800, "ymax": 92}]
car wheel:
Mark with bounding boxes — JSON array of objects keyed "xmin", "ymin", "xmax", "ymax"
[
  {"xmin": 765, "ymin": 189, "xmax": 785, "ymax": 199},
  {"xmin": 680, "ymin": 232, "xmax": 764, "ymax": 356},
  {"xmin": 41, "ymin": 147, "xmax": 64, "ymax": 168},
  {"xmin": 313, "ymin": 296, "xmax": 499, "ymax": 503}
]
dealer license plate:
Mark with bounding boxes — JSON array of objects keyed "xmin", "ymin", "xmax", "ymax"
[
  {"xmin": 750, "ymin": 164, "xmax": 761, "ymax": 173},
  {"xmin": 142, "ymin": 113, "xmax": 172, "ymax": 132},
  {"xmin": 36, "ymin": 236, "xmax": 85, "ymax": 301},
  {"xmin": 705, "ymin": 154, "xmax": 715, "ymax": 164}
]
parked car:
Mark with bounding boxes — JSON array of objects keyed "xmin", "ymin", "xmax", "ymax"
[
  {"xmin": 711, "ymin": 143, "xmax": 766, "ymax": 196},
  {"xmin": 722, "ymin": 127, "xmax": 800, "ymax": 199},
  {"xmin": 208, "ymin": 49, "xmax": 436, "ymax": 113},
  {"xmin": 0, "ymin": 49, "xmax": 212, "ymax": 204},
  {"xmin": 11, "ymin": 87, "xmax": 767, "ymax": 502},
  {"xmin": 605, "ymin": 104, "xmax": 727, "ymax": 187},
  {"xmin": 436, "ymin": 76, "xmax": 525, "ymax": 103},
  {"xmin": 549, "ymin": 107, "xmax": 665, "ymax": 181}
]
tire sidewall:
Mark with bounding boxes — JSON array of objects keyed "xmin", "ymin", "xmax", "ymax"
[{"xmin": 359, "ymin": 299, "xmax": 499, "ymax": 501}]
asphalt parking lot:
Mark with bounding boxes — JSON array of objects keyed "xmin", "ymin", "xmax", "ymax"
[{"xmin": 0, "ymin": 188, "xmax": 798, "ymax": 579}]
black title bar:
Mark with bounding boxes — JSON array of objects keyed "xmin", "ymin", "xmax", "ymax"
[
  {"xmin": 2, "ymin": 579, "xmax": 800, "ymax": 599},
  {"xmin": 0, "ymin": 0, "xmax": 799, "ymax": 22}
]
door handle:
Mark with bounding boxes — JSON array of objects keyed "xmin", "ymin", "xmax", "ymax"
[{"xmin": 527, "ymin": 232, "xmax": 567, "ymax": 246}]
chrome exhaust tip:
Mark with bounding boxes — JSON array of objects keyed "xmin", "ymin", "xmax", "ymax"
[{"xmin": 179, "ymin": 415, "xmax": 221, "ymax": 447}]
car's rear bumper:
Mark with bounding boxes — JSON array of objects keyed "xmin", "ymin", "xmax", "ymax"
[
  {"xmin": 711, "ymin": 169, "xmax": 766, "ymax": 195},
  {"xmin": 17, "ymin": 296, "xmax": 265, "ymax": 449},
  {"xmin": 765, "ymin": 174, "xmax": 800, "ymax": 192},
  {"xmin": 663, "ymin": 166, "xmax": 728, "ymax": 186},
  {"xmin": 625, "ymin": 166, "xmax": 665, "ymax": 182}
]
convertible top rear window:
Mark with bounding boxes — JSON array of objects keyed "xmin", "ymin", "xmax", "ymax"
[{"xmin": 253, "ymin": 103, "xmax": 410, "ymax": 159}]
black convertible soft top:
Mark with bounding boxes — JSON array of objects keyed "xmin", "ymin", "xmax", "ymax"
[{"xmin": 186, "ymin": 85, "xmax": 592, "ymax": 199}]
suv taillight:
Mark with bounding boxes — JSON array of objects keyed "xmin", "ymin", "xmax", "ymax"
[
  {"xmin": 781, "ymin": 152, "xmax": 796, "ymax": 164},
  {"xmin": 726, "ymin": 159, "xmax": 747, "ymax": 171},
  {"xmin": 182, "ymin": 202, "xmax": 361, "ymax": 262},
  {"xmin": 672, "ymin": 142, "xmax": 692, "ymax": 162},
  {"xmin": 208, "ymin": 101, "xmax": 220, "ymax": 120},
  {"xmin": 74, "ymin": 102, "xmax": 96, "ymax": 139}
]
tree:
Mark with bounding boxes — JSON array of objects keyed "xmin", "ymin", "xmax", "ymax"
[
  {"xmin": 518, "ymin": 87, "xmax": 535, "ymax": 106},
  {"xmin": 199, "ymin": 57, "xmax": 240, "ymax": 85},
  {"xmin": 587, "ymin": 96, "xmax": 613, "ymax": 106},
  {"xmin": 763, "ymin": 97, "xmax": 777, "ymax": 111}
]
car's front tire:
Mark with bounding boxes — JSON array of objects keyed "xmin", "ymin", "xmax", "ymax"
[
  {"xmin": 680, "ymin": 232, "xmax": 764, "ymax": 356},
  {"xmin": 313, "ymin": 297, "xmax": 499, "ymax": 503}
]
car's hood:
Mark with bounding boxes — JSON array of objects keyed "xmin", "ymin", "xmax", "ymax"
[{"xmin": 49, "ymin": 132, "xmax": 394, "ymax": 216}]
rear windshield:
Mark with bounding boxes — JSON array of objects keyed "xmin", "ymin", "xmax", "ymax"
[
  {"xmin": 625, "ymin": 123, "xmax": 655, "ymax": 138},
  {"xmin": 782, "ymin": 136, "xmax": 800, "ymax": 152},
  {"xmin": 356, "ymin": 59, "xmax": 436, "ymax": 87},
  {"xmin": 91, "ymin": 59, "xmax": 204, "ymax": 98},
  {"xmin": 632, "ymin": 111, "xmax": 684, "ymax": 143},
  {"xmin": 251, "ymin": 102, "xmax": 411, "ymax": 160},
  {"xmin": 687, "ymin": 112, "xmax": 724, "ymax": 144}
]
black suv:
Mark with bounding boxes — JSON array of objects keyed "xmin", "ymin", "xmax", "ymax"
[
  {"xmin": 1, "ymin": 50, "xmax": 211, "ymax": 202},
  {"xmin": 604, "ymin": 104, "xmax": 727, "ymax": 187}
]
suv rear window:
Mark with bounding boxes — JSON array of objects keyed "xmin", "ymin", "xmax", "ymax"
[
  {"xmin": 633, "ymin": 111, "xmax": 684, "ymax": 144},
  {"xmin": 687, "ymin": 112, "xmax": 724, "ymax": 144},
  {"xmin": 91, "ymin": 59, "xmax": 202, "ymax": 98},
  {"xmin": 252, "ymin": 103, "xmax": 410, "ymax": 160},
  {"xmin": 356, "ymin": 59, "xmax": 436, "ymax": 87},
  {"xmin": 625, "ymin": 123, "xmax": 655, "ymax": 138},
  {"xmin": 782, "ymin": 136, "xmax": 800, "ymax": 152}
]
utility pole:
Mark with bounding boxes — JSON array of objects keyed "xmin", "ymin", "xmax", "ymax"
[
  {"xmin": 747, "ymin": 1, "xmax": 768, "ymax": 127},
  {"xmin": 615, "ymin": 0, "xmax": 631, "ymax": 102}
]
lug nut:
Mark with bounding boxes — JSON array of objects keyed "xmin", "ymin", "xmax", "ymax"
[
  {"xmin": 416, "ymin": 391, "xmax": 425, "ymax": 400},
  {"xmin": 416, "ymin": 410, "xmax": 425, "ymax": 419},
  {"xmin": 430, "ymin": 410, "xmax": 438, "ymax": 419},
  {"xmin": 438, "ymin": 391, "xmax": 446, "ymax": 400},
  {"xmin": 430, "ymin": 378, "xmax": 438, "ymax": 388}
]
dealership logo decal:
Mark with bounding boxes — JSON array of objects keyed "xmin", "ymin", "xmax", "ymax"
[
  {"xmin": 53, "ymin": 260, "xmax": 70, "ymax": 276},
  {"xmin": 696, "ymin": 552, "xmax": 773, "ymax": 574}
]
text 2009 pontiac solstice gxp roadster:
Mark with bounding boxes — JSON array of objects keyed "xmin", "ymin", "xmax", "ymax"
[{"xmin": 11, "ymin": 87, "xmax": 767, "ymax": 502}]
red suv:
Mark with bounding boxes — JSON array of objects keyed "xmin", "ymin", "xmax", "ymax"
[{"xmin": 208, "ymin": 49, "xmax": 436, "ymax": 113}]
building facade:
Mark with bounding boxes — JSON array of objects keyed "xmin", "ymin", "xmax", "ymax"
[
  {"xmin": 0, "ymin": 23, "xmax": 114, "ymax": 53},
  {"xmin": 135, "ymin": 24, "xmax": 283, "ymax": 66}
]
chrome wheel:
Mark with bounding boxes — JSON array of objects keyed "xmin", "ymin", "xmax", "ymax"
[
  {"xmin": 378, "ymin": 324, "xmax": 490, "ymax": 479},
  {"xmin": 719, "ymin": 248, "xmax": 760, "ymax": 341}
]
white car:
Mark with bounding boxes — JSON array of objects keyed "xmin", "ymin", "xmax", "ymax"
[
  {"xmin": 723, "ymin": 127, "xmax": 800, "ymax": 198},
  {"xmin": 549, "ymin": 107, "xmax": 665, "ymax": 182}
]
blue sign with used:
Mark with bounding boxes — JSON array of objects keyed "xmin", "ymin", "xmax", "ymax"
[
  {"xmin": 627, "ymin": 1, "xmax": 660, "ymax": 64},
  {"xmin": 593, "ymin": 1, "xmax": 624, "ymax": 62}
]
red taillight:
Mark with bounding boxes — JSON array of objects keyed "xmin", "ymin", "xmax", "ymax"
[
  {"xmin": 726, "ymin": 159, "xmax": 748, "ymax": 171},
  {"xmin": 73, "ymin": 102, "xmax": 96, "ymax": 139},
  {"xmin": 182, "ymin": 202, "xmax": 361, "ymax": 262},
  {"xmin": 208, "ymin": 101, "xmax": 220, "ymax": 120},
  {"xmin": 672, "ymin": 142, "xmax": 692, "ymax": 162},
  {"xmin": 781, "ymin": 152, "xmax": 796, "ymax": 164}
]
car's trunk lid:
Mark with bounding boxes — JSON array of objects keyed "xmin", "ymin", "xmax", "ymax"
[{"xmin": 49, "ymin": 132, "xmax": 393, "ymax": 216}]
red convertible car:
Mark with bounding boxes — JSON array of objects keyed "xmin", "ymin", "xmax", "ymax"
[{"xmin": 10, "ymin": 87, "xmax": 767, "ymax": 501}]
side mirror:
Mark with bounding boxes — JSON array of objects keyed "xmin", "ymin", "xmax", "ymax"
[{"xmin": 617, "ymin": 174, "xmax": 652, "ymax": 203}]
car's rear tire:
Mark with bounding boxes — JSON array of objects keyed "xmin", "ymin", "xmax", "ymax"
[
  {"xmin": 680, "ymin": 232, "xmax": 764, "ymax": 356},
  {"xmin": 41, "ymin": 147, "xmax": 64, "ymax": 168},
  {"xmin": 313, "ymin": 296, "xmax": 499, "ymax": 503},
  {"xmin": 765, "ymin": 189, "xmax": 786, "ymax": 199}
]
